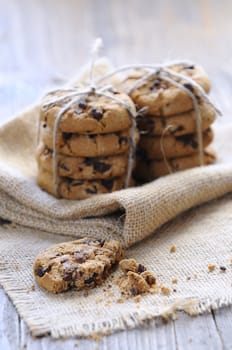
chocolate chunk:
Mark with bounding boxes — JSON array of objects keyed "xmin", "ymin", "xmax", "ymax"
[
  {"xmin": 83, "ymin": 157, "xmax": 93, "ymax": 166},
  {"xmin": 183, "ymin": 83, "xmax": 194, "ymax": 93},
  {"xmin": 91, "ymin": 107, "xmax": 103, "ymax": 121},
  {"xmin": 178, "ymin": 134, "xmax": 198, "ymax": 149},
  {"xmin": 63, "ymin": 268, "xmax": 76, "ymax": 281},
  {"xmin": 130, "ymin": 287, "xmax": 138, "ymax": 296},
  {"xmin": 93, "ymin": 161, "xmax": 111, "ymax": 173},
  {"xmin": 220, "ymin": 266, "xmax": 226, "ymax": 272},
  {"xmin": 84, "ymin": 272, "xmax": 98, "ymax": 284},
  {"xmin": 184, "ymin": 65, "xmax": 195, "ymax": 69},
  {"xmin": 42, "ymin": 123, "xmax": 47, "ymax": 128},
  {"xmin": 85, "ymin": 185, "xmax": 98, "ymax": 194},
  {"xmin": 36, "ymin": 265, "xmax": 52, "ymax": 278},
  {"xmin": 63, "ymin": 133, "xmax": 72, "ymax": 141},
  {"xmin": 60, "ymin": 163, "xmax": 70, "ymax": 172},
  {"xmin": 101, "ymin": 179, "xmax": 114, "ymax": 191},
  {"xmin": 137, "ymin": 264, "xmax": 146, "ymax": 273},
  {"xmin": 0, "ymin": 218, "xmax": 12, "ymax": 225},
  {"xmin": 119, "ymin": 136, "xmax": 128, "ymax": 145}
]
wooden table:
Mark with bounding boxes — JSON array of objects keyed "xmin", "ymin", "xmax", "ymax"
[{"xmin": 0, "ymin": 0, "xmax": 232, "ymax": 348}]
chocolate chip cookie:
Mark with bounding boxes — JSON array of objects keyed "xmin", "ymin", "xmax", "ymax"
[
  {"xmin": 134, "ymin": 149, "xmax": 216, "ymax": 180},
  {"xmin": 37, "ymin": 145, "xmax": 129, "ymax": 180},
  {"xmin": 34, "ymin": 238, "xmax": 124, "ymax": 293},
  {"xmin": 40, "ymin": 89, "xmax": 135, "ymax": 134},
  {"xmin": 38, "ymin": 168, "xmax": 128, "ymax": 199},
  {"xmin": 138, "ymin": 127, "xmax": 213, "ymax": 160},
  {"xmin": 120, "ymin": 64, "xmax": 211, "ymax": 116},
  {"xmin": 40, "ymin": 126, "xmax": 136, "ymax": 157},
  {"xmin": 137, "ymin": 101, "xmax": 216, "ymax": 136}
]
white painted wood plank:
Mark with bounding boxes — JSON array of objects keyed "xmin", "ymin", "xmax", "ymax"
[
  {"xmin": 174, "ymin": 312, "xmax": 223, "ymax": 350},
  {"xmin": 0, "ymin": 289, "xmax": 20, "ymax": 350},
  {"xmin": 213, "ymin": 308, "xmax": 232, "ymax": 350}
]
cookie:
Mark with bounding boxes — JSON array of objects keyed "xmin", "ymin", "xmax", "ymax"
[
  {"xmin": 120, "ymin": 64, "xmax": 211, "ymax": 116},
  {"xmin": 37, "ymin": 145, "xmax": 129, "ymax": 180},
  {"xmin": 137, "ymin": 102, "xmax": 216, "ymax": 136},
  {"xmin": 34, "ymin": 238, "xmax": 124, "ymax": 293},
  {"xmin": 38, "ymin": 168, "xmax": 127, "ymax": 199},
  {"xmin": 40, "ymin": 89, "xmax": 135, "ymax": 134},
  {"xmin": 39, "ymin": 126, "xmax": 136, "ymax": 157},
  {"xmin": 138, "ymin": 127, "xmax": 213, "ymax": 160},
  {"xmin": 134, "ymin": 149, "xmax": 216, "ymax": 180}
]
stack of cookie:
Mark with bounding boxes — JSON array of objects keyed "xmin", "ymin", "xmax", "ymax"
[
  {"xmin": 120, "ymin": 63, "xmax": 216, "ymax": 182},
  {"xmin": 37, "ymin": 89, "xmax": 137, "ymax": 199}
]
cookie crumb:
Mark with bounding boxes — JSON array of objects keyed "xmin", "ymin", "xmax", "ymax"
[
  {"xmin": 117, "ymin": 297, "xmax": 125, "ymax": 304},
  {"xmin": 161, "ymin": 286, "xmax": 171, "ymax": 296},
  {"xmin": 220, "ymin": 266, "xmax": 226, "ymax": 272},
  {"xmin": 31, "ymin": 284, "xmax": 35, "ymax": 291},
  {"xmin": 133, "ymin": 295, "xmax": 141, "ymax": 303},
  {"xmin": 172, "ymin": 278, "xmax": 178, "ymax": 284},
  {"xmin": 170, "ymin": 245, "xmax": 176, "ymax": 253},
  {"xmin": 208, "ymin": 264, "xmax": 216, "ymax": 272},
  {"xmin": 187, "ymin": 276, "xmax": 191, "ymax": 281}
]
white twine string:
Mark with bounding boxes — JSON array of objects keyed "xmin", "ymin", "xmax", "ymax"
[
  {"xmin": 39, "ymin": 39, "xmax": 137, "ymax": 198},
  {"xmin": 160, "ymin": 125, "xmax": 175, "ymax": 175},
  {"xmin": 96, "ymin": 61, "xmax": 221, "ymax": 168}
]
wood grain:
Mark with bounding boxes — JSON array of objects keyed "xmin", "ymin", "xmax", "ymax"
[{"xmin": 0, "ymin": 0, "xmax": 232, "ymax": 348}]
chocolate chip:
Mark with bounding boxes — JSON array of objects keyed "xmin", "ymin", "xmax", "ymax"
[
  {"xmin": 78, "ymin": 99, "xmax": 87, "ymax": 109},
  {"xmin": 0, "ymin": 218, "xmax": 12, "ymax": 225},
  {"xmin": 60, "ymin": 163, "xmax": 70, "ymax": 172},
  {"xmin": 88, "ymin": 134, "xmax": 96, "ymax": 139},
  {"xmin": 184, "ymin": 65, "xmax": 195, "ymax": 69},
  {"xmin": 84, "ymin": 272, "xmax": 98, "ymax": 284},
  {"xmin": 101, "ymin": 179, "xmax": 114, "ymax": 191},
  {"xmin": 91, "ymin": 107, "xmax": 103, "ymax": 121},
  {"xmin": 63, "ymin": 268, "xmax": 76, "ymax": 281},
  {"xmin": 36, "ymin": 265, "xmax": 51, "ymax": 277},
  {"xmin": 42, "ymin": 123, "xmax": 47, "ymax": 128},
  {"xmin": 183, "ymin": 83, "xmax": 194, "ymax": 93},
  {"xmin": 85, "ymin": 185, "xmax": 98, "ymax": 194},
  {"xmin": 93, "ymin": 161, "xmax": 111, "ymax": 173},
  {"xmin": 62, "ymin": 133, "xmax": 72, "ymax": 141},
  {"xmin": 83, "ymin": 158, "xmax": 93, "ymax": 166},
  {"xmin": 119, "ymin": 136, "xmax": 128, "ymax": 145},
  {"xmin": 220, "ymin": 266, "xmax": 226, "ymax": 272},
  {"xmin": 178, "ymin": 134, "xmax": 198, "ymax": 149},
  {"xmin": 137, "ymin": 264, "xmax": 146, "ymax": 273},
  {"xmin": 130, "ymin": 287, "xmax": 138, "ymax": 296}
]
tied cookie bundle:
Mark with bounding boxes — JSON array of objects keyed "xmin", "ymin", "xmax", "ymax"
[
  {"xmin": 36, "ymin": 41, "xmax": 138, "ymax": 199},
  {"xmin": 36, "ymin": 41, "xmax": 220, "ymax": 199},
  {"xmin": 99, "ymin": 62, "xmax": 219, "ymax": 182}
]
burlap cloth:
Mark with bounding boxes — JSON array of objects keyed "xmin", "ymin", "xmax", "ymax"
[{"xmin": 0, "ymin": 62, "xmax": 232, "ymax": 338}]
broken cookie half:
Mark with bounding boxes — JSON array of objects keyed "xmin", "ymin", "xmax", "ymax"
[{"xmin": 33, "ymin": 238, "xmax": 123, "ymax": 293}]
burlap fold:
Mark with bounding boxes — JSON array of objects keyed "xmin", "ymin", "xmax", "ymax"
[{"xmin": 0, "ymin": 61, "xmax": 232, "ymax": 338}]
